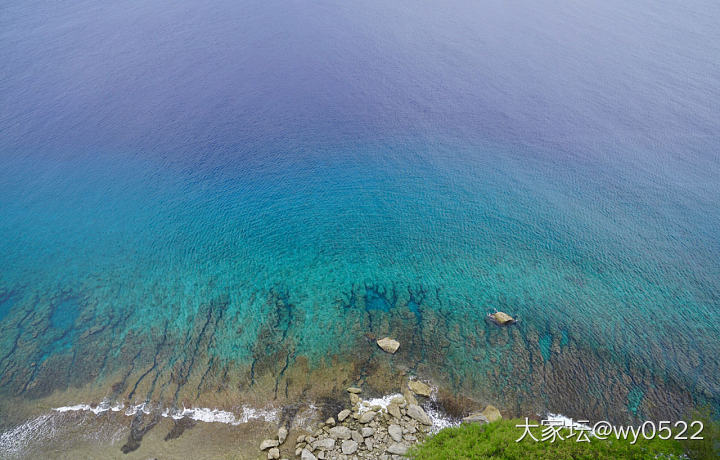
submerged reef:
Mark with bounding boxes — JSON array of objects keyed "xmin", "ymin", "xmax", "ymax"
[{"xmin": 0, "ymin": 280, "xmax": 714, "ymax": 435}]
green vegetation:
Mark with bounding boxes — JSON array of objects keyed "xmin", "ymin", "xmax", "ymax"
[
  {"xmin": 684, "ymin": 406, "xmax": 720, "ymax": 460},
  {"xmin": 408, "ymin": 419, "xmax": 689, "ymax": 460}
]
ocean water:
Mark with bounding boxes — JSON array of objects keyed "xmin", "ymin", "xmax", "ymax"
[{"xmin": 1, "ymin": 0, "xmax": 719, "ymax": 451}]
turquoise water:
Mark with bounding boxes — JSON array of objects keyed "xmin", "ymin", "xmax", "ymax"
[{"xmin": 1, "ymin": 0, "xmax": 719, "ymax": 433}]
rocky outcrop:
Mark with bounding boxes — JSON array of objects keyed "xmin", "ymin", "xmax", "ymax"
[
  {"xmin": 408, "ymin": 380, "xmax": 431, "ymax": 397},
  {"xmin": 260, "ymin": 424, "xmax": 290, "ymax": 459},
  {"xmin": 487, "ymin": 311, "xmax": 516, "ymax": 325},
  {"xmin": 376, "ymin": 337, "xmax": 400, "ymax": 354},
  {"xmin": 291, "ymin": 387, "xmax": 433, "ymax": 459},
  {"xmin": 480, "ymin": 405, "xmax": 502, "ymax": 422},
  {"xmin": 257, "ymin": 376, "xmax": 506, "ymax": 459},
  {"xmin": 406, "ymin": 404, "xmax": 432, "ymax": 426}
]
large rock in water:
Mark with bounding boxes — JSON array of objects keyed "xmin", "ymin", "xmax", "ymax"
[
  {"xmin": 480, "ymin": 405, "xmax": 502, "ymax": 422},
  {"xmin": 407, "ymin": 404, "xmax": 432, "ymax": 425},
  {"xmin": 408, "ymin": 380, "xmax": 431, "ymax": 397},
  {"xmin": 488, "ymin": 311, "xmax": 515, "ymax": 325},
  {"xmin": 377, "ymin": 337, "xmax": 400, "ymax": 353}
]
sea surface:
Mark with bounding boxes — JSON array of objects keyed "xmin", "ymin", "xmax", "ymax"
[{"xmin": 1, "ymin": 0, "xmax": 719, "ymax": 456}]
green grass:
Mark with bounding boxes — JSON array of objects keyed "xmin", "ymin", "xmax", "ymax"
[{"xmin": 408, "ymin": 419, "xmax": 689, "ymax": 460}]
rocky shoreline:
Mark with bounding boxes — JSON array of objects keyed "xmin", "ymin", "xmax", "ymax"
[
  {"xmin": 255, "ymin": 336, "xmax": 505, "ymax": 459},
  {"xmin": 259, "ymin": 381, "xmax": 503, "ymax": 459}
]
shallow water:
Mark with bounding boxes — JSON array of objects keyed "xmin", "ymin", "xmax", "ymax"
[{"xmin": 1, "ymin": 0, "xmax": 719, "ymax": 455}]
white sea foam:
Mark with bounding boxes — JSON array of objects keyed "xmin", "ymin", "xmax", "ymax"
[
  {"xmin": 357, "ymin": 393, "xmax": 404, "ymax": 413},
  {"xmin": 357, "ymin": 390, "xmax": 458, "ymax": 433},
  {"xmin": 53, "ymin": 401, "xmax": 125, "ymax": 415},
  {"xmin": 51, "ymin": 401, "xmax": 280, "ymax": 426},
  {"xmin": 0, "ymin": 414, "xmax": 55, "ymax": 457},
  {"xmin": 425, "ymin": 384, "xmax": 460, "ymax": 433},
  {"xmin": 425, "ymin": 404, "xmax": 459, "ymax": 433}
]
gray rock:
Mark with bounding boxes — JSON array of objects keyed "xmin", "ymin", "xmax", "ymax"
[
  {"xmin": 365, "ymin": 436, "xmax": 374, "ymax": 448},
  {"xmin": 337, "ymin": 409, "xmax": 351, "ymax": 422},
  {"xmin": 386, "ymin": 443, "xmax": 409, "ymax": 455},
  {"xmin": 387, "ymin": 403, "xmax": 402, "ymax": 420},
  {"xmin": 325, "ymin": 417, "xmax": 336, "ymax": 426},
  {"xmin": 462, "ymin": 413, "xmax": 489, "ymax": 424},
  {"xmin": 313, "ymin": 437, "xmax": 336, "ymax": 450},
  {"xmin": 267, "ymin": 447, "xmax": 280, "ymax": 459},
  {"xmin": 408, "ymin": 380, "xmax": 431, "ymax": 397},
  {"xmin": 296, "ymin": 435, "xmax": 306, "ymax": 443},
  {"xmin": 301, "ymin": 449, "xmax": 317, "ymax": 460},
  {"xmin": 328, "ymin": 426, "xmax": 352, "ymax": 439},
  {"xmin": 341, "ymin": 439, "xmax": 359, "ymax": 455},
  {"xmin": 350, "ymin": 393, "xmax": 361, "ymax": 406},
  {"xmin": 361, "ymin": 427, "xmax": 375, "ymax": 437},
  {"xmin": 406, "ymin": 404, "xmax": 432, "ymax": 425},
  {"xmin": 347, "ymin": 387, "xmax": 362, "ymax": 394},
  {"xmin": 351, "ymin": 430, "xmax": 364, "ymax": 444},
  {"xmin": 402, "ymin": 389, "xmax": 418, "ymax": 406},
  {"xmin": 388, "ymin": 424, "xmax": 403, "ymax": 442},
  {"xmin": 278, "ymin": 426, "xmax": 288, "ymax": 444},
  {"xmin": 480, "ymin": 405, "xmax": 502, "ymax": 422},
  {"xmin": 359, "ymin": 411, "xmax": 377, "ymax": 423},
  {"xmin": 376, "ymin": 337, "xmax": 400, "ymax": 354},
  {"xmin": 260, "ymin": 439, "xmax": 279, "ymax": 450}
]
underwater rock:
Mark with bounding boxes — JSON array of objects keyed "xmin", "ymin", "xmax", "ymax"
[
  {"xmin": 377, "ymin": 337, "xmax": 400, "ymax": 354},
  {"xmin": 408, "ymin": 380, "xmax": 431, "ymax": 397},
  {"xmin": 347, "ymin": 386, "xmax": 362, "ymax": 393}
]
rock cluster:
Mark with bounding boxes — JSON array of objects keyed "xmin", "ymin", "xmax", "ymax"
[
  {"xmin": 293, "ymin": 386, "xmax": 433, "ymax": 460},
  {"xmin": 260, "ymin": 426, "xmax": 289, "ymax": 459}
]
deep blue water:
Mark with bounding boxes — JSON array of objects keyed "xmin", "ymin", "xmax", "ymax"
[{"xmin": 1, "ymin": 0, "xmax": 719, "ymax": 428}]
